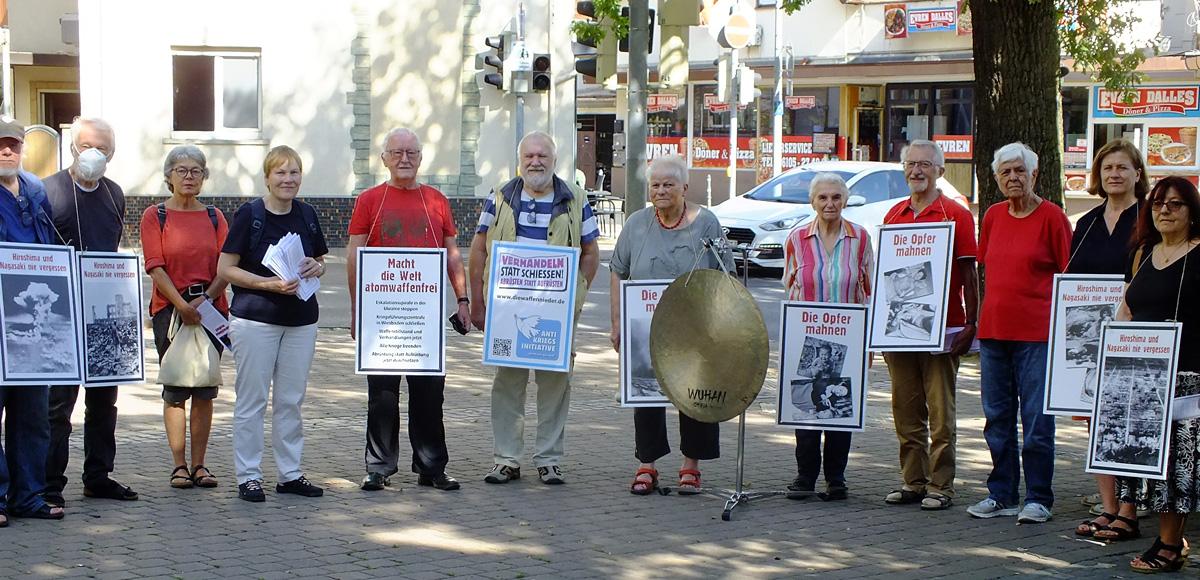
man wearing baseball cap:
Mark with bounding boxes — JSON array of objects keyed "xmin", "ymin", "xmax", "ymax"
[{"xmin": 0, "ymin": 117, "xmax": 65, "ymax": 526}]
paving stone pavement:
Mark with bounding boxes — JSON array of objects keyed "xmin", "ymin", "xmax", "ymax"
[{"xmin": 2, "ymin": 258, "xmax": 1184, "ymax": 579}]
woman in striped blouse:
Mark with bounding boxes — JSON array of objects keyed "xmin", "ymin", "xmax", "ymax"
[{"xmin": 781, "ymin": 172, "xmax": 875, "ymax": 501}]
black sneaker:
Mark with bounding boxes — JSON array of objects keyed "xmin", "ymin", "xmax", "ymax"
[
  {"xmin": 238, "ymin": 479, "xmax": 265, "ymax": 502},
  {"xmin": 361, "ymin": 472, "xmax": 389, "ymax": 491},
  {"xmin": 417, "ymin": 473, "xmax": 461, "ymax": 491},
  {"xmin": 786, "ymin": 477, "xmax": 815, "ymax": 500},
  {"xmin": 276, "ymin": 476, "xmax": 324, "ymax": 497}
]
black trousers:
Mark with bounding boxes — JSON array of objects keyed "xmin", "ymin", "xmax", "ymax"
[
  {"xmin": 365, "ymin": 375, "xmax": 449, "ymax": 477},
  {"xmin": 46, "ymin": 385, "xmax": 118, "ymax": 493},
  {"xmin": 633, "ymin": 407, "xmax": 720, "ymax": 463},
  {"xmin": 794, "ymin": 429, "xmax": 851, "ymax": 489}
]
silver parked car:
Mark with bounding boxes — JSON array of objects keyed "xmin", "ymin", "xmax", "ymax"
[{"xmin": 711, "ymin": 160, "xmax": 970, "ymax": 268}]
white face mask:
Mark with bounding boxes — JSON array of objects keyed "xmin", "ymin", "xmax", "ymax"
[{"xmin": 74, "ymin": 147, "xmax": 108, "ymax": 182}]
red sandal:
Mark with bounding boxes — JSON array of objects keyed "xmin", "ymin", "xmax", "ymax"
[
  {"xmin": 678, "ymin": 469, "xmax": 701, "ymax": 495},
  {"xmin": 630, "ymin": 467, "xmax": 658, "ymax": 495}
]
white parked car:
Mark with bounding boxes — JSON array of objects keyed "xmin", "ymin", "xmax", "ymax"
[{"xmin": 711, "ymin": 161, "xmax": 971, "ymax": 269}]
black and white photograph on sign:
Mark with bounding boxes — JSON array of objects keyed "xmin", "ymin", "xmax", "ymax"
[
  {"xmin": 777, "ymin": 301, "xmax": 869, "ymax": 431},
  {"xmin": 885, "ymin": 301, "xmax": 935, "ymax": 341},
  {"xmin": 1086, "ymin": 321, "xmax": 1181, "ymax": 480},
  {"xmin": 1043, "ymin": 273, "xmax": 1127, "ymax": 416},
  {"xmin": 619, "ymin": 279, "xmax": 671, "ymax": 407},
  {"xmin": 883, "ymin": 262, "xmax": 934, "ymax": 303},
  {"xmin": 79, "ymin": 253, "xmax": 145, "ymax": 385},
  {"xmin": 1, "ymin": 273, "xmax": 79, "ymax": 376},
  {"xmin": 868, "ymin": 223, "xmax": 954, "ymax": 352},
  {"xmin": 796, "ymin": 336, "xmax": 846, "ymax": 379},
  {"xmin": 1065, "ymin": 304, "xmax": 1115, "ymax": 368},
  {"xmin": 1091, "ymin": 357, "xmax": 1169, "ymax": 468}
]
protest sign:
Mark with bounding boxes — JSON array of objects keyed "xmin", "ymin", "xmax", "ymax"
[
  {"xmin": 868, "ymin": 223, "xmax": 955, "ymax": 351},
  {"xmin": 778, "ymin": 302, "xmax": 869, "ymax": 431},
  {"xmin": 1043, "ymin": 274, "xmax": 1125, "ymax": 415},
  {"xmin": 78, "ymin": 252, "xmax": 144, "ymax": 386},
  {"xmin": 355, "ymin": 248, "xmax": 446, "ymax": 375},
  {"xmin": 0, "ymin": 242, "xmax": 83, "ymax": 385},
  {"xmin": 482, "ymin": 242, "xmax": 579, "ymax": 372},
  {"xmin": 1086, "ymin": 321, "xmax": 1182, "ymax": 480},
  {"xmin": 620, "ymin": 280, "xmax": 672, "ymax": 407}
]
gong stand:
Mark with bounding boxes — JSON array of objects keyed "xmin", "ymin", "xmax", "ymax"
[{"xmin": 675, "ymin": 240, "xmax": 789, "ymax": 521}]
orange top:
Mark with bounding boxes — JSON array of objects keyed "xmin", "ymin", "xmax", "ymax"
[{"xmin": 139, "ymin": 204, "xmax": 229, "ymax": 315}]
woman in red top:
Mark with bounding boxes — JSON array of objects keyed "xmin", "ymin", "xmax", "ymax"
[
  {"xmin": 965, "ymin": 142, "xmax": 1071, "ymax": 523},
  {"xmin": 140, "ymin": 145, "xmax": 229, "ymax": 490}
]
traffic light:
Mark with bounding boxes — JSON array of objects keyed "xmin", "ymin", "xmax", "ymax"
[
  {"xmin": 532, "ymin": 54, "xmax": 551, "ymax": 92},
  {"xmin": 618, "ymin": 7, "xmax": 656, "ymax": 53},
  {"xmin": 738, "ymin": 65, "xmax": 763, "ymax": 105},
  {"xmin": 477, "ymin": 32, "xmax": 513, "ymax": 91},
  {"xmin": 573, "ymin": 1, "xmax": 615, "ymax": 86}
]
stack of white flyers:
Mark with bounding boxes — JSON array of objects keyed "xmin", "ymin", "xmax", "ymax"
[{"xmin": 262, "ymin": 232, "xmax": 319, "ymax": 301}]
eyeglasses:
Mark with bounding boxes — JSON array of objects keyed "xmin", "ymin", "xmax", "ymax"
[
  {"xmin": 903, "ymin": 160, "xmax": 936, "ymax": 170},
  {"xmin": 1152, "ymin": 199, "xmax": 1187, "ymax": 213},
  {"xmin": 171, "ymin": 167, "xmax": 205, "ymax": 178},
  {"xmin": 385, "ymin": 149, "xmax": 421, "ymax": 159}
]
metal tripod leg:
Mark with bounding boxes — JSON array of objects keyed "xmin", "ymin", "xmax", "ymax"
[{"xmin": 699, "ymin": 411, "xmax": 788, "ymax": 521}]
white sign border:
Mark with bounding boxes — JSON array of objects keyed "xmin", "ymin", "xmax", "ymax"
[
  {"xmin": 354, "ymin": 247, "xmax": 447, "ymax": 376},
  {"xmin": 78, "ymin": 252, "xmax": 145, "ymax": 387},
  {"xmin": 776, "ymin": 301, "xmax": 870, "ymax": 432},
  {"xmin": 482, "ymin": 241, "xmax": 580, "ymax": 372},
  {"xmin": 1043, "ymin": 273, "xmax": 1125, "ymax": 416},
  {"xmin": 619, "ymin": 279, "xmax": 673, "ymax": 408},
  {"xmin": 0, "ymin": 242, "xmax": 84, "ymax": 386},
  {"xmin": 868, "ymin": 222, "xmax": 955, "ymax": 352}
]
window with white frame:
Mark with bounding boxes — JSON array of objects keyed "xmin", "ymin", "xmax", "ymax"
[{"xmin": 172, "ymin": 49, "xmax": 261, "ymax": 135}]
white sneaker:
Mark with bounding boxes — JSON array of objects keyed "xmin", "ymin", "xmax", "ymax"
[
  {"xmin": 966, "ymin": 498, "xmax": 1019, "ymax": 518},
  {"xmin": 1017, "ymin": 502, "xmax": 1053, "ymax": 524},
  {"xmin": 1080, "ymin": 493, "xmax": 1102, "ymax": 506}
]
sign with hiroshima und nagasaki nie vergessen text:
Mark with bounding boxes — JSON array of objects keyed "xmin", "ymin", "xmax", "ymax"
[{"xmin": 0, "ymin": 242, "xmax": 84, "ymax": 386}]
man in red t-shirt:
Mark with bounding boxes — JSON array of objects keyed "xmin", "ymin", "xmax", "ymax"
[
  {"xmin": 346, "ymin": 128, "xmax": 470, "ymax": 492},
  {"xmin": 881, "ymin": 140, "xmax": 980, "ymax": 511}
]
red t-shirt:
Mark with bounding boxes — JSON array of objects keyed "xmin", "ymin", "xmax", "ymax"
[
  {"xmin": 347, "ymin": 183, "xmax": 457, "ymax": 248},
  {"xmin": 140, "ymin": 205, "xmax": 230, "ymax": 316},
  {"xmin": 977, "ymin": 201, "xmax": 1071, "ymax": 342},
  {"xmin": 883, "ymin": 194, "xmax": 978, "ymax": 327}
]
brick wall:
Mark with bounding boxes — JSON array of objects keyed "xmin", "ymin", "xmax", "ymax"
[{"xmin": 123, "ymin": 195, "xmax": 486, "ymax": 248}]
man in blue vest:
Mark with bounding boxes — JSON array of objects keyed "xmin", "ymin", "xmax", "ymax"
[{"xmin": 0, "ymin": 118, "xmax": 65, "ymax": 525}]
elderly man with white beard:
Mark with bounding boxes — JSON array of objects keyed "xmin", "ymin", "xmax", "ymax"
[
  {"xmin": 42, "ymin": 117, "xmax": 136, "ymax": 507},
  {"xmin": 468, "ymin": 131, "xmax": 600, "ymax": 485}
]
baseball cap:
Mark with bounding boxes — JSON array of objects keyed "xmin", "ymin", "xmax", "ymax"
[{"xmin": 0, "ymin": 118, "xmax": 25, "ymax": 142}]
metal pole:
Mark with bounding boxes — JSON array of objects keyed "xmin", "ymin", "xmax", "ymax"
[
  {"xmin": 514, "ymin": 3, "xmax": 526, "ymax": 173},
  {"xmin": 706, "ymin": 174, "xmax": 712, "ymax": 207},
  {"xmin": 625, "ymin": 0, "xmax": 649, "ymax": 212},
  {"xmin": 727, "ymin": 49, "xmax": 738, "ymax": 204},
  {"xmin": 772, "ymin": 6, "xmax": 783, "ymax": 178},
  {"xmin": 0, "ymin": 28, "xmax": 11, "ymax": 119},
  {"xmin": 734, "ymin": 411, "xmax": 747, "ymax": 493}
]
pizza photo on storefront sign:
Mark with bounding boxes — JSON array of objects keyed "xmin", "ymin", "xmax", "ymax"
[{"xmin": 1146, "ymin": 127, "xmax": 1198, "ymax": 167}]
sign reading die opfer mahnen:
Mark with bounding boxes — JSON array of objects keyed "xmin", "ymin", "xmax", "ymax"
[
  {"xmin": 483, "ymin": 242, "xmax": 579, "ymax": 372},
  {"xmin": 868, "ymin": 223, "xmax": 955, "ymax": 352},
  {"xmin": 355, "ymin": 248, "xmax": 446, "ymax": 376}
]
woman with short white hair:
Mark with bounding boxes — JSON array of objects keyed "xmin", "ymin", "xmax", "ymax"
[
  {"xmin": 780, "ymin": 172, "xmax": 874, "ymax": 501},
  {"xmin": 966, "ymin": 142, "xmax": 1072, "ymax": 523}
]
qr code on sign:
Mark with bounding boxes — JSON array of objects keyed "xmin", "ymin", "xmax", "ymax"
[{"xmin": 491, "ymin": 338, "xmax": 512, "ymax": 358}]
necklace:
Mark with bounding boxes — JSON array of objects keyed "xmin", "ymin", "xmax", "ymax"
[
  {"xmin": 1157, "ymin": 239, "xmax": 1195, "ymax": 266},
  {"xmin": 656, "ymin": 202, "xmax": 687, "ymax": 230}
]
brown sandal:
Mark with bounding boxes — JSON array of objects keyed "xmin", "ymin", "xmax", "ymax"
[
  {"xmin": 191, "ymin": 465, "xmax": 218, "ymax": 488},
  {"xmin": 170, "ymin": 464, "xmax": 193, "ymax": 489},
  {"xmin": 630, "ymin": 468, "xmax": 658, "ymax": 496},
  {"xmin": 678, "ymin": 469, "xmax": 701, "ymax": 495}
]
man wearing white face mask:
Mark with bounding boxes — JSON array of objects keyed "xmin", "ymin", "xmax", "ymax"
[{"xmin": 42, "ymin": 117, "xmax": 135, "ymax": 506}]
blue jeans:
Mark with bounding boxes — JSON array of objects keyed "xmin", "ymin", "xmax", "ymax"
[
  {"xmin": 979, "ymin": 340, "xmax": 1054, "ymax": 508},
  {"xmin": 0, "ymin": 386, "xmax": 52, "ymax": 514}
]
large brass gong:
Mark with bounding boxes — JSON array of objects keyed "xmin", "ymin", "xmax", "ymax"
[{"xmin": 649, "ymin": 269, "xmax": 769, "ymax": 423}]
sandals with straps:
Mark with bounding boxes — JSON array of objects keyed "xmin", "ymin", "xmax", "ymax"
[
  {"xmin": 170, "ymin": 464, "xmax": 193, "ymax": 489},
  {"xmin": 1095, "ymin": 515, "xmax": 1141, "ymax": 542},
  {"xmin": 191, "ymin": 465, "xmax": 218, "ymax": 488},
  {"xmin": 630, "ymin": 467, "xmax": 659, "ymax": 496},
  {"xmin": 678, "ymin": 469, "xmax": 701, "ymax": 496},
  {"xmin": 1131, "ymin": 537, "xmax": 1187, "ymax": 574},
  {"xmin": 1076, "ymin": 512, "xmax": 1116, "ymax": 537}
]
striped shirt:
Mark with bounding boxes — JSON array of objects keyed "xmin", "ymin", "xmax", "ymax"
[
  {"xmin": 476, "ymin": 190, "xmax": 600, "ymax": 245},
  {"xmin": 782, "ymin": 219, "xmax": 874, "ymax": 304}
]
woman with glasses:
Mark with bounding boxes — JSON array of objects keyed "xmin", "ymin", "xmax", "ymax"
[
  {"xmin": 139, "ymin": 145, "xmax": 229, "ymax": 490},
  {"xmin": 1119, "ymin": 176, "xmax": 1200, "ymax": 573}
]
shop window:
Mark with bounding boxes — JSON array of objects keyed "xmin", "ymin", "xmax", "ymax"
[
  {"xmin": 692, "ymin": 84, "xmax": 757, "ymax": 138},
  {"xmin": 1062, "ymin": 88, "xmax": 1089, "ymax": 150},
  {"xmin": 648, "ymin": 92, "xmax": 687, "ymax": 138},
  {"xmin": 172, "ymin": 49, "xmax": 261, "ymax": 134},
  {"xmin": 886, "ymin": 84, "xmax": 974, "ymax": 162},
  {"xmin": 935, "ymin": 87, "xmax": 973, "ymax": 137},
  {"xmin": 759, "ymin": 87, "xmax": 841, "ymax": 137},
  {"xmin": 1093, "ymin": 124, "xmax": 1142, "ymax": 154},
  {"xmin": 886, "ymin": 87, "xmax": 930, "ymax": 161}
]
